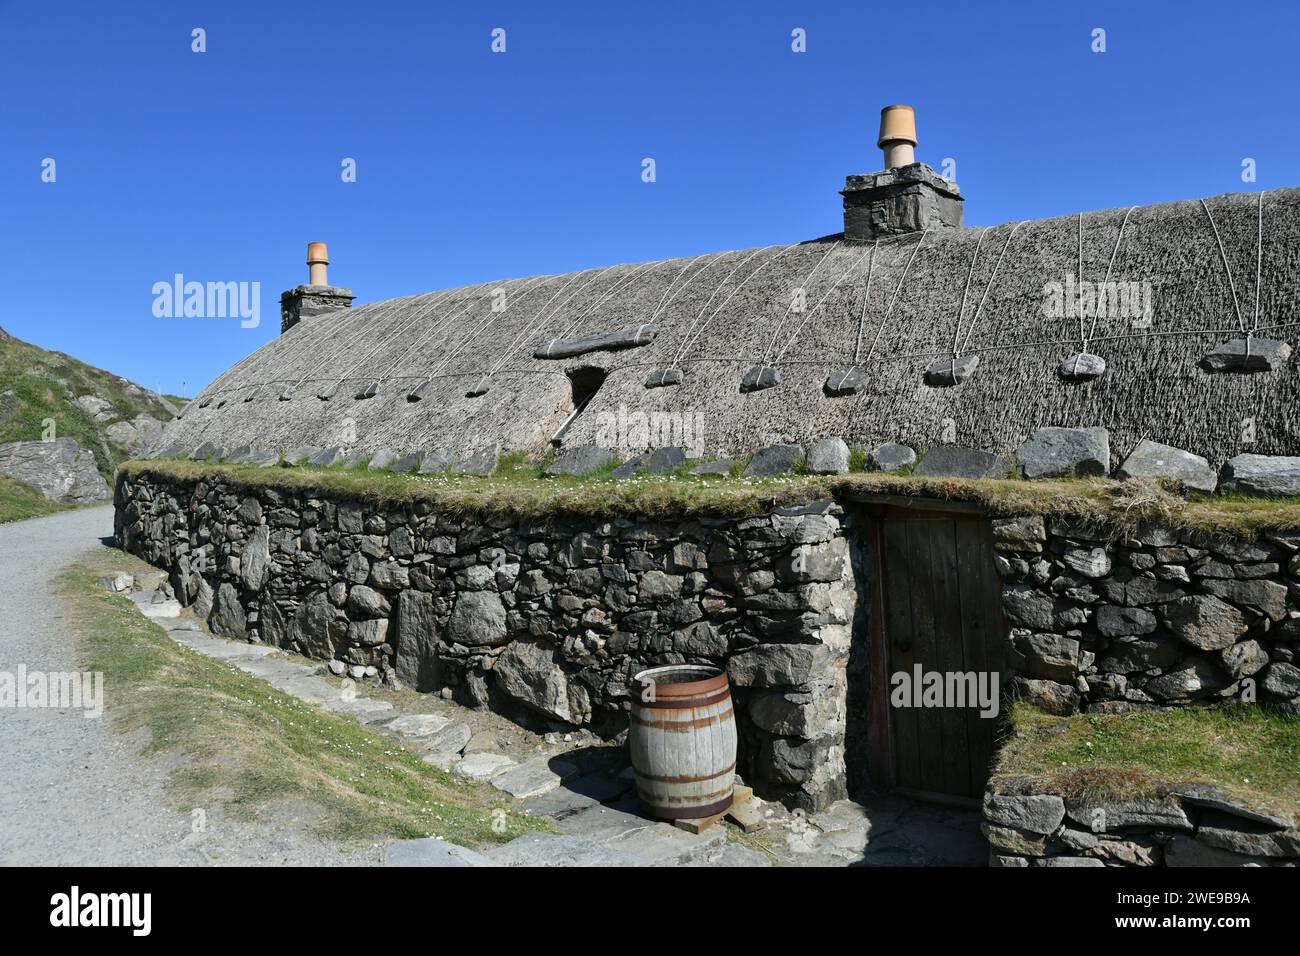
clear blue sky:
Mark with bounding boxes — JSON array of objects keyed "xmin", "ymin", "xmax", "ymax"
[{"xmin": 3, "ymin": 0, "xmax": 1297, "ymax": 396}]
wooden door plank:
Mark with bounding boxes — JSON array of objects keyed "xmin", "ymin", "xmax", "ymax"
[
  {"xmin": 955, "ymin": 518, "xmax": 995, "ymax": 798},
  {"xmin": 904, "ymin": 520, "xmax": 946, "ymax": 794},
  {"xmin": 930, "ymin": 518, "xmax": 975, "ymax": 798},
  {"xmin": 882, "ymin": 520, "xmax": 920, "ymax": 791}
]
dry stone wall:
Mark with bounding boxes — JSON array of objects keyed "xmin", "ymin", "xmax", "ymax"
[
  {"xmin": 983, "ymin": 785, "xmax": 1299, "ymax": 867},
  {"xmin": 114, "ymin": 469, "xmax": 856, "ymax": 809},
  {"xmin": 992, "ymin": 515, "xmax": 1300, "ymax": 715},
  {"xmin": 115, "ymin": 467, "xmax": 1300, "ymax": 818}
]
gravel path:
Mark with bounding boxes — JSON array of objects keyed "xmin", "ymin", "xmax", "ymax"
[{"xmin": 0, "ymin": 507, "xmax": 382, "ymax": 866}]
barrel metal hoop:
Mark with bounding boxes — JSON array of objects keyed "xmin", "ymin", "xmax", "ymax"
[
  {"xmin": 631, "ymin": 666, "xmax": 728, "ymax": 698},
  {"xmin": 629, "ymin": 706, "xmax": 734, "ymax": 732},
  {"xmin": 628, "ymin": 759, "xmax": 737, "ymax": 785},
  {"xmin": 631, "ymin": 689, "xmax": 731, "ymax": 710},
  {"xmin": 637, "ymin": 792, "xmax": 735, "ymax": 821}
]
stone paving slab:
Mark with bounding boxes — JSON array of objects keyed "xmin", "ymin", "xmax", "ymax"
[
  {"xmin": 385, "ymin": 713, "xmax": 451, "ymax": 737},
  {"xmin": 554, "ymin": 797, "xmax": 649, "ymax": 841},
  {"xmin": 600, "ymin": 819, "xmax": 728, "ymax": 865},
  {"xmin": 520, "ymin": 773, "xmax": 630, "ymax": 819},
  {"xmin": 186, "ymin": 640, "xmax": 280, "ymax": 661},
  {"xmin": 383, "ymin": 837, "xmax": 496, "ymax": 868},
  {"xmin": 265, "ymin": 674, "xmax": 339, "ymax": 705},
  {"xmin": 423, "ymin": 721, "xmax": 472, "ymax": 758},
  {"xmin": 490, "ymin": 756, "xmax": 579, "ymax": 800},
  {"xmin": 684, "ymin": 842, "xmax": 773, "ymax": 867},
  {"xmin": 322, "ymin": 697, "xmax": 395, "ymax": 720},
  {"xmin": 454, "ymin": 752, "xmax": 517, "ymax": 781},
  {"xmin": 233, "ymin": 657, "xmax": 318, "ymax": 678},
  {"xmin": 484, "ymin": 833, "xmax": 647, "ymax": 867},
  {"xmin": 136, "ymin": 598, "xmax": 183, "ymax": 619}
]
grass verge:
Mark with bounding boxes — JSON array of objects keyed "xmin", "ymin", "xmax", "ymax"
[
  {"xmin": 0, "ymin": 474, "xmax": 71, "ymax": 524},
  {"xmin": 993, "ymin": 700, "xmax": 1300, "ymax": 822},
  {"xmin": 59, "ymin": 547, "xmax": 551, "ymax": 847}
]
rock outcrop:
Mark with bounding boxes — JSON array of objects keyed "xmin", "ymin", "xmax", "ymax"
[{"xmin": 0, "ymin": 437, "xmax": 109, "ymax": 503}]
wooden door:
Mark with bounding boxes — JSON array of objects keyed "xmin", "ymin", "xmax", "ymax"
[{"xmin": 870, "ymin": 510, "xmax": 1006, "ymax": 801}]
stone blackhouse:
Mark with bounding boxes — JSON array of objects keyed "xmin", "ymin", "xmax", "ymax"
[{"xmin": 119, "ymin": 109, "xmax": 1300, "ymax": 863}]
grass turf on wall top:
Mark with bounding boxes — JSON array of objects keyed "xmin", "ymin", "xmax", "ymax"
[
  {"xmin": 119, "ymin": 457, "xmax": 1300, "ymax": 538},
  {"xmin": 994, "ymin": 701, "xmax": 1300, "ymax": 823}
]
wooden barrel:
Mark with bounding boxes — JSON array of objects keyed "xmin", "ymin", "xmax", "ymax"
[{"xmin": 628, "ymin": 664, "xmax": 737, "ymax": 820}]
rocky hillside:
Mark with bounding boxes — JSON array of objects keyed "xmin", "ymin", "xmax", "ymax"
[{"xmin": 0, "ymin": 324, "xmax": 180, "ymax": 505}]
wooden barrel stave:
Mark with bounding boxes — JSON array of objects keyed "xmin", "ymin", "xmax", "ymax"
[{"xmin": 629, "ymin": 665, "xmax": 737, "ymax": 819}]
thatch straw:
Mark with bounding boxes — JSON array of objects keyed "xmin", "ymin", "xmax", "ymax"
[{"xmin": 166, "ymin": 187, "xmax": 1300, "ymax": 467}]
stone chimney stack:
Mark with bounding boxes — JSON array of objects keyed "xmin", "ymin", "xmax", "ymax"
[
  {"xmin": 280, "ymin": 241, "xmax": 354, "ymax": 334},
  {"xmin": 841, "ymin": 105, "xmax": 964, "ymax": 241}
]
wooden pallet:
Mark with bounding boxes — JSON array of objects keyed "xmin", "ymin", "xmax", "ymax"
[{"xmin": 671, "ymin": 785, "xmax": 761, "ymax": 834}]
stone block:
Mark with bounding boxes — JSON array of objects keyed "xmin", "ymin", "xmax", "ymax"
[
  {"xmin": 1116, "ymin": 440, "xmax": 1216, "ymax": 492},
  {"xmin": 913, "ymin": 445, "xmax": 1010, "ymax": 479},
  {"xmin": 1017, "ymin": 426, "xmax": 1109, "ymax": 479}
]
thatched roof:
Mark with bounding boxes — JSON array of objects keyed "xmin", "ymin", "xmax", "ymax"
[{"xmin": 165, "ymin": 186, "xmax": 1300, "ymax": 468}]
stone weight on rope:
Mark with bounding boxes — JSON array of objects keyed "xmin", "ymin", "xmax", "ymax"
[
  {"xmin": 406, "ymin": 380, "xmax": 433, "ymax": 401},
  {"xmin": 317, "ymin": 383, "xmax": 340, "ymax": 401},
  {"xmin": 644, "ymin": 368, "xmax": 683, "ymax": 388},
  {"xmin": 1200, "ymin": 337, "xmax": 1291, "ymax": 373},
  {"xmin": 740, "ymin": 365, "xmax": 781, "ymax": 393},
  {"xmin": 243, "ymin": 388, "xmax": 259, "ymax": 403},
  {"xmin": 924, "ymin": 354, "xmax": 979, "ymax": 387},
  {"xmin": 278, "ymin": 385, "xmax": 296, "ymax": 401},
  {"xmin": 1058, "ymin": 353, "xmax": 1107, "ymax": 380},
  {"xmin": 354, "ymin": 381, "xmax": 379, "ymax": 400},
  {"xmin": 824, "ymin": 367, "xmax": 867, "ymax": 397},
  {"xmin": 465, "ymin": 376, "xmax": 491, "ymax": 397},
  {"xmin": 198, "ymin": 395, "xmax": 213, "ymax": 408}
]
